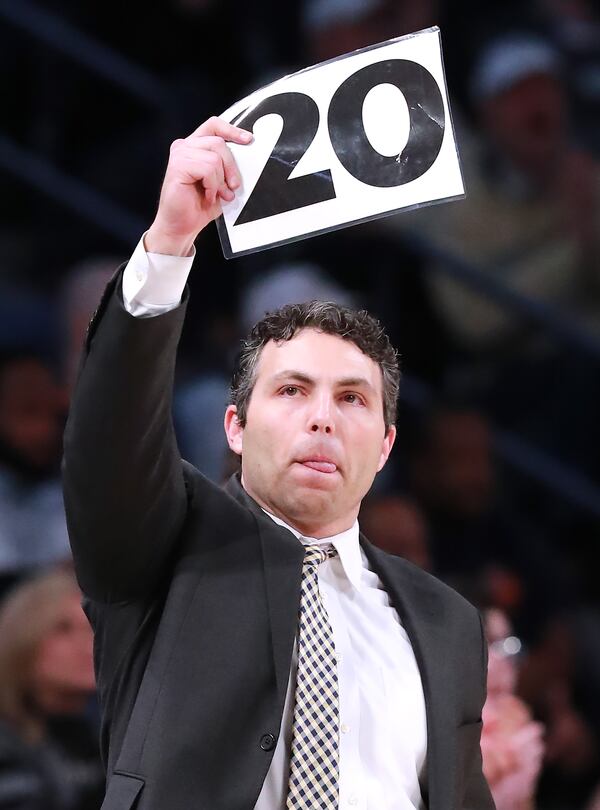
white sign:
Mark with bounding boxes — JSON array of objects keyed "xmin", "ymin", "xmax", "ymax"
[{"xmin": 217, "ymin": 27, "xmax": 464, "ymax": 258}]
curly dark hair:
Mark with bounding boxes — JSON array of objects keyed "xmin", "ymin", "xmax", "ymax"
[{"xmin": 230, "ymin": 300, "xmax": 400, "ymax": 431}]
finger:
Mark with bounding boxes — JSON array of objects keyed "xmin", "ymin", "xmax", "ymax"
[
  {"xmin": 183, "ymin": 154, "xmax": 224, "ymax": 207},
  {"xmin": 192, "ymin": 116, "xmax": 253, "ymax": 145},
  {"xmin": 203, "ymin": 166, "xmax": 224, "ymax": 207},
  {"xmin": 218, "ymin": 186, "xmax": 235, "ymax": 203},
  {"xmin": 178, "ymin": 148, "xmax": 225, "ymax": 190},
  {"xmin": 169, "ymin": 143, "xmax": 231, "ymax": 206},
  {"xmin": 188, "ymin": 136, "xmax": 241, "ymax": 190},
  {"xmin": 213, "ymin": 141, "xmax": 240, "ymax": 190}
]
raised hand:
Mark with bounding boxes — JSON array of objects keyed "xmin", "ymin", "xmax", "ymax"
[{"xmin": 146, "ymin": 117, "xmax": 252, "ymax": 256}]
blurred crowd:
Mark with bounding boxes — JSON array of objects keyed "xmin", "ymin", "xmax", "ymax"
[{"xmin": 1, "ymin": 0, "xmax": 600, "ymax": 807}]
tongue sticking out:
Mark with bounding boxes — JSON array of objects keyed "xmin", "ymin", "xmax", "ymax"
[{"xmin": 302, "ymin": 460, "xmax": 337, "ymax": 474}]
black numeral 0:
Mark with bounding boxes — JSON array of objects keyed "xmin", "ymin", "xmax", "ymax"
[
  {"xmin": 234, "ymin": 58, "xmax": 446, "ymax": 226},
  {"xmin": 328, "ymin": 59, "xmax": 445, "ymax": 187}
]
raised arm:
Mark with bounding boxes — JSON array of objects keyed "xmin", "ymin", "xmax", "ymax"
[{"xmin": 62, "ymin": 118, "xmax": 252, "ymax": 603}]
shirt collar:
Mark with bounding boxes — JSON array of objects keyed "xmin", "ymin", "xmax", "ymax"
[{"xmin": 262, "ymin": 509, "xmax": 364, "ymax": 592}]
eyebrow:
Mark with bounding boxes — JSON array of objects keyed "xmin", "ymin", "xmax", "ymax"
[
  {"xmin": 271, "ymin": 370, "xmax": 314, "ymax": 385},
  {"xmin": 271, "ymin": 370, "xmax": 376, "ymax": 393}
]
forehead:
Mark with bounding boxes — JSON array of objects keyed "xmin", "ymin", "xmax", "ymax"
[{"xmin": 255, "ymin": 328, "xmax": 383, "ymax": 388}]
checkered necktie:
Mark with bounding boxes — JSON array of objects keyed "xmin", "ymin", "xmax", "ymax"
[{"xmin": 287, "ymin": 544, "xmax": 339, "ymax": 809}]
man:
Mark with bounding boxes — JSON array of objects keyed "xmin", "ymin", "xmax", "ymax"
[{"xmin": 62, "ymin": 117, "xmax": 494, "ymax": 809}]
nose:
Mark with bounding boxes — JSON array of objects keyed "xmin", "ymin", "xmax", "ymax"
[{"xmin": 309, "ymin": 393, "xmax": 334, "ymax": 435}]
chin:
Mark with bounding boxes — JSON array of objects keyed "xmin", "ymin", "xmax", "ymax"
[{"xmin": 286, "ymin": 486, "xmax": 338, "ymax": 524}]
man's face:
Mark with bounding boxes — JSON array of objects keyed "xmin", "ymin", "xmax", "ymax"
[{"xmin": 225, "ymin": 328, "xmax": 395, "ymax": 538}]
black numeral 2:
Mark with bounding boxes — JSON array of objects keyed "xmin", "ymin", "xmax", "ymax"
[
  {"xmin": 233, "ymin": 59, "xmax": 445, "ymax": 226},
  {"xmin": 234, "ymin": 93, "xmax": 336, "ymax": 226}
]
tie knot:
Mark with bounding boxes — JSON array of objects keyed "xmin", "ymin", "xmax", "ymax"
[{"xmin": 303, "ymin": 544, "xmax": 337, "ymax": 568}]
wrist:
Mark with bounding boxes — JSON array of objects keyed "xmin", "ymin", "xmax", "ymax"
[{"xmin": 144, "ymin": 224, "xmax": 196, "ymax": 257}]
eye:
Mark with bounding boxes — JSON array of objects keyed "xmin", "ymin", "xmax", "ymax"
[
  {"xmin": 281, "ymin": 386, "xmax": 299, "ymax": 396},
  {"xmin": 342, "ymin": 392, "xmax": 363, "ymax": 405}
]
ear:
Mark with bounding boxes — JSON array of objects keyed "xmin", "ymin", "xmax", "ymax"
[
  {"xmin": 376, "ymin": 425, "xmax": 396, "ymax": 472},
  {"xmin": 224, "ymin": 404, "xmax": 243, "ymax": 456}
]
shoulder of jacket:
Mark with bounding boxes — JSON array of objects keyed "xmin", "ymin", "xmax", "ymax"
[
  {"xmin": 371, "ymin": 543, "xmax": 481, "ymax": 622},
  {"xmin": 180, "ymin": 461, "xmax": 258, "ymax": 533}
]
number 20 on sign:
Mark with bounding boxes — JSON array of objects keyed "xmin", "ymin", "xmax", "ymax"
[{"xmin": 217, "ymin": 27, "xmax": 464, "ymax": 258}]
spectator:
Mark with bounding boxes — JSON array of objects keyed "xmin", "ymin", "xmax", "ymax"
[
  {"xmin": 359, "ymin": 494, "xmax": 432, "ymax": 571},
  {"xmin": 481, "ymin": 608, "xmax": 545, "ymax": 810},
  {"xmin": 408, "ymin": 406, "xmax": 574, "ymax": 640},
  {"xmin": 538, "ymin": 0, "xmax": 600, "ymax": 155},
  {"xmin": 0, "ymin": 568, "xmax": 103, "ymax": 810},
  {"xmin": 303, "ymin": 0, "xmax": 439, "ymax": 62},
  {"xmin": 0, "ymin": 353, "xmax": 71, "ymax": 597},
  {"xmin": 378, "ymin": 32, "xmax": 600, "ymax": 477},
  {"xmin": 518, "ymin": 617, "xmax": 599, "ymax": 808},
  {"xmin": 383, "ymin": 31, "xmax": 600, "ymax": 353}
]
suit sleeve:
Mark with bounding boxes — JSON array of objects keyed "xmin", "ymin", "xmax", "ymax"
[
  {"xmin": 462, "ymin": 728, "xmax": 496, "ymax": 810},
  {"xmin": 462, "ymin": 612, "xmax": 496, "ymax": 810},
  {"xmin": 62, "ymin": 267, "xmax": 190, "ymax": 603}
]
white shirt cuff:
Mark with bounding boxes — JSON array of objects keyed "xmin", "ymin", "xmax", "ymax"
[{"xmin": 122, "ymin": 232, "xmax": 195, "ymax": 318}]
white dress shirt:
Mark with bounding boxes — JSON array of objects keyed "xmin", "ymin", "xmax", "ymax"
[{"xmin": 122, "ymin": 237, "xmax": 428, "ymax": 809}]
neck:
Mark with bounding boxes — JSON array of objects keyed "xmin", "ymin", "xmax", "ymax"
[
  {"xmin": 240, "ymin": 475, "xmax": 357, "ymax": 539},
  {"xmin": 267, "ymin": 509, "xmax": 356, "ymax": 540}
]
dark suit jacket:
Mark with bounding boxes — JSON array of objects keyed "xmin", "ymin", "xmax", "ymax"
[{"xmin": 62, "ymin": 270, "xmax": 495, "ymax": 810}]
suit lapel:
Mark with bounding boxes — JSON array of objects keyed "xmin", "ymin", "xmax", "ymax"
[
  {"xmin": 361, "ymin": 537, "xmax": 457, "ymax": 810},
  {"xmin": 224, "ymin": 476, "xmax": 305, "ymax": 705}
]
